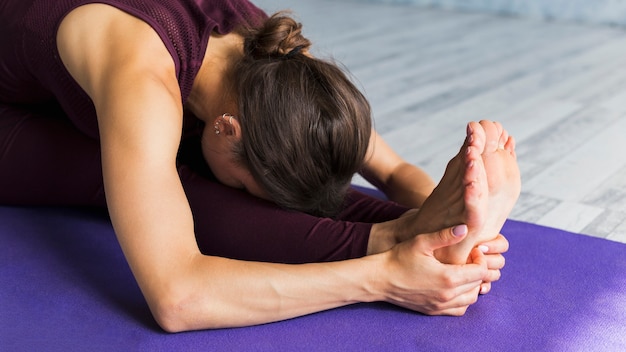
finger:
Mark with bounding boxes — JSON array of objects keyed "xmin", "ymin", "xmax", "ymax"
[
  {"xmin": 478, "ymin": 233, "xmax": 509, "ymax": 254},
  {"xmin": 480, "ymin": 282, "xmax": 492, "ymax": 295},
  {"xmin": 468, "ymin": 247, "xmax": 488, "ymax": 268},
  {"xmin": 427, "ymin": 305, "xmax": 469, "ymax": 317},
  {"xmin": 419, "ymin": 224, "xmax": 469, "ymax": 253},
  {"xmin": 443, "ymin": 257, "xmax": 489, "ymax": 292},
  {"xmin": 481, "ymin": 268, "xmax": 504, "ymax": 294},
  {"xmin": 453, "ymin": 278, "xmax": 484, "ymax": 299},
  {"xmin": 483, "ymin": 253, "xmax": 506, "ymax": 271},
  {"xmin": 447, "ymin": 248, "xmax": 489, "ymax": 285},
  {"xmin": 483, "ymin": 268, "xmax": 502, "ymax": 284},
  {"xmin": 426, "ymin": 285, "xmax": 482, "ymax": 316}
]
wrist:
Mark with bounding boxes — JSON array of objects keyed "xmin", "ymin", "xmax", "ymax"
[
  {"xmin": 367, "ymin": 222, "xmax": 397, "ymax": 255},
  {"xmin": 359, "ymin": 251, "xmax": 390, "ymax": 303}
]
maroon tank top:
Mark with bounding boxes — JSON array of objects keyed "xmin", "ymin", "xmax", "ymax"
[{"xmin": 0, "ymin": 0, "xmax": 266, "ymax": 139}]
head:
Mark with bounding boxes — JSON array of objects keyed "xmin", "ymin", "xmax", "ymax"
[{"xmin": 211, "ymin": 12, "xmax": 372, "ymax": 217}]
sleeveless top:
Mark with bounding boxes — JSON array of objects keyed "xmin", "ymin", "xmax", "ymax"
[{"xmin": 0, "ymin": 0, "xmax": 266, "ymax": 139}]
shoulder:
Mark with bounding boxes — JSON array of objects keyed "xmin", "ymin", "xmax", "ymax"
[{"xmin": 56, "ymin": 4, "xmax": 177, "ymax": 99}]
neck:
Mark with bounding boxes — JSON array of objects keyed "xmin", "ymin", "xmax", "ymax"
[{"xmin": 187, "ymin": 32, "xmax": 243, "ymax": 122}]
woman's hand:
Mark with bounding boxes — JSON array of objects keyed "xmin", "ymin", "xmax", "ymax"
[
  {"xmin": 476, "ymin": 233, "xmax": 509, "ymax": 294},
  {"xmin": 376, "ymin": 224, "xmax": 488, "ymax": 316}
]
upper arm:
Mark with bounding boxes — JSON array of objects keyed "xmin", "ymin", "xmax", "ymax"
[{"xmin": 57, "ymin": 4, "xmax": 199, "ymax": 304}]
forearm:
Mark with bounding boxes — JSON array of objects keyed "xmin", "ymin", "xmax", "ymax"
[
  {"xmin": 164, "ymin": 253, "xmax": 383, "ymax": 331},
  {"xmin": 360, "ymin": 130, "xmax": 435, "ymax": 209},
  {"xmin": 379, "ymin": 163, "xmax": 435, "ymax": 209}
]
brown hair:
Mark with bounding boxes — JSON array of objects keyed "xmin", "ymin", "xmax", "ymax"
[{"xmin": 231, "ymin": 12, "xmax": 372, "ymax": 217}]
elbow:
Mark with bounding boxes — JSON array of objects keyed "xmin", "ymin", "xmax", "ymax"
[
  {"xmin": 147, "ymin": 281, "xmax": 209, "ymax": 333},
  {"xmin": 139, "ymin": 257, "xmax": 232, "ymax": 332},
  {"xmin": 147, "ymin": 284, "xmax": 226, "ymax": 333},
  {"xmin": 150, "ymin": 293, "xmax": 191, "ymax": 333}
]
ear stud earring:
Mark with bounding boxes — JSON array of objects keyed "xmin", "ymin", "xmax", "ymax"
[{"xmin": 214, "ymin": 113, "xmax": 234, "ymax": 135}]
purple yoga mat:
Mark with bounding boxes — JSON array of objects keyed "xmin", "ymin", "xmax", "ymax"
[{"xmin": 1, "ymin": 205, "xmax": 625, "ymax": 351}]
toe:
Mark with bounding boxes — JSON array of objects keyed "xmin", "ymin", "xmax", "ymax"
[
  {"xmin": 466, "ymin": 121, "xmax": 486, "ymax": 153},
  {"xmin": 464, "ymin": 145, "xmax": 482, "ymax": 185},
  {"xmin": 504, "ymin": 135, "xmax": 517, "ymax": 156},
  {"xmin": 479, "ymin": 120, "xmax": 500, "ymax": 153},
  {"xmin": 494, "ymin": 122, "xmax": 509, "ymax": 150}
]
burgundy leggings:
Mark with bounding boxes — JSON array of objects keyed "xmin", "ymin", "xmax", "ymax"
[{"xmin": 0, "ymin": 103, "xmax": 409, "ymax": 263}]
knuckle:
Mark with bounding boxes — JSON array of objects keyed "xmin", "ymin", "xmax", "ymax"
[
  {"xmin": 441, "ymin": 272, "xmax": 457, "ymax": 289},
  {"xmin": 437, "ymin": 289, "xmax": 455, "ymax": 303}
]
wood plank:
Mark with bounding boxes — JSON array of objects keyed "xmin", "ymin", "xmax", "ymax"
[
  {"xmin": 522, "ymin": 117, "xmax": 626, "ymax": 202},
  {"xmin": 536, "ymin": 201, "xmax": 604, "ymax": 234}
]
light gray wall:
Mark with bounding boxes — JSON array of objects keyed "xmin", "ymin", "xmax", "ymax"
[{"xmin": 358, "ymin": 0, "xmax": 626, "ymax": 26}]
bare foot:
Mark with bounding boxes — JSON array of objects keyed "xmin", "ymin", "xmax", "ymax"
[
  {"xmin": 384, "ymin": 121, "xmax": 520, "ymax": 265},
  {"xmin": 367, "ymin": 127, "xmax": 488, "ymax": 255},
  {"xmin": 435, "ymin": 120, "xmax": 521, "ymax": 264},
  {"xmin": 379, "ymin": 121, "xmax": 490, "ymax": 259},
  {"xmin": 406, "ymin": 121, "xmax": 489, "ymax": 237}
]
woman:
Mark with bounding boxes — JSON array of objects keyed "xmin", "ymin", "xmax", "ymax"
[{"xmin": 0, "ymin": 0, "xmax": 520, "ymax": 331}]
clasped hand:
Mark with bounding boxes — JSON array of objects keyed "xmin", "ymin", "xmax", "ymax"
[{"xmin": 379, "ymin": 225, "xmax": 508, "ymax": 316}]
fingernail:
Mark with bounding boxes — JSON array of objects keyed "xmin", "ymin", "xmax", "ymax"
[
  {"xmin": 480, "ymin": 285, "xmax": 488, "ymax": 294},
  {"xmin": 452, "ymin": 224, "xmax": 468, "ymax": 237},
  {"xmin": 478, "ymin": 245, "xmax": 489, "ymax": 253}
]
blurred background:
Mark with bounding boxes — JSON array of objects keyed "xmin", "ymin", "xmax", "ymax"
[
  {"xmin": 253, "ymin": 0, "xmax": 626, "ymax": 243},
  {"xmin": 355, "ymin": 0, "xmax": 626, "ymax": 27}
]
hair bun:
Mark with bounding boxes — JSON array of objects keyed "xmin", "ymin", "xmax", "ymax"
[{"xmin": 245, "ymin": 12, "xmax": 312, "ymax": 59}]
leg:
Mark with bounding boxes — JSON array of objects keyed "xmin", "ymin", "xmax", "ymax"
[
  {"xmin": 338, "ymin": 187, "xmax": 410, "ymax": 224},
  {"xmin": 0, "ymin": 104, "xmax": 105, "ymax": 206},
  {"xmin": 177, "ymin": 135, "xmax": 411, "ymax": 264},
  {"xmin": 179, "ymin": 165, "xmax": 381, "ymax": 264}
]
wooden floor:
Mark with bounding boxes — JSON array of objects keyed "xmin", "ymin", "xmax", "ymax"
[{"xmin": 253, "ymin": 0, "xmax": 626, "ymax": 244}]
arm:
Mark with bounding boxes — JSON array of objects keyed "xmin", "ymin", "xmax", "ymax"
[
  {"xmin": 57, "ymin": 4, "xmax": 488, "ymax": 331},
  {"xmin": 360, "ymin": 129, "xmax": 436, "ymax": 208}
]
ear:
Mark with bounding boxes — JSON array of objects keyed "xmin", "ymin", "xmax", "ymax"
[
  {"xmin": 213, "ymin": 114, "xmax": 241, "ymax": 139},
  {"xmin": 227, "ymin": 115, "xmax": 242, "ymax": 139}
]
